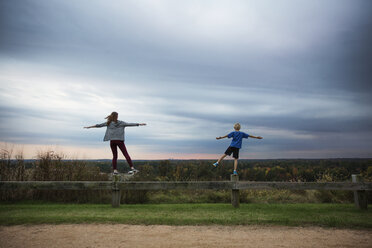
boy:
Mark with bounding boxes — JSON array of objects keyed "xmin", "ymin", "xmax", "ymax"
[{"xmin": 213, "ymin": 123, "xmax": 263, "ymax": 175}]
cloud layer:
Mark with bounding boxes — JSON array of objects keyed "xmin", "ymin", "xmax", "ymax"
[{"xmin": 1, "ymin": 0, "xmax": 371, "ymax": 158}]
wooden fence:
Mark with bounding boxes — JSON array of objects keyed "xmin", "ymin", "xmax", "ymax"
[{"xmin": 0, "ymin": 174, "xmax": 371, "ymax": 209}]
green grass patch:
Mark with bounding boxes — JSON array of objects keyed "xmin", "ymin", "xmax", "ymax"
[{"xmin": 0, "ymin": 202, "xmax": 371, "ymax": 229}]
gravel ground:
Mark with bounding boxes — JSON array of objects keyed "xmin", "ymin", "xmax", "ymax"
[{"xmin": 1, "ymin": 224, "xmax": 371, "ymax": 248}]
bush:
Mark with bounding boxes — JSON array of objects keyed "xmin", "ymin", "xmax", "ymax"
[{"xmin": 0, "ymin": 149, "xmax": 111, "ymax": 203}]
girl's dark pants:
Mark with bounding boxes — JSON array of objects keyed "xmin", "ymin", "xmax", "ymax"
[{"xmin": 110, "ymin": 140, "xmax": 133, "ymax": 170}]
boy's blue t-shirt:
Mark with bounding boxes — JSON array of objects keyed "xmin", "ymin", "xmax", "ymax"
[{"xmin": 228, "ymin": 131, "xmax": 249, "ymax": 149}]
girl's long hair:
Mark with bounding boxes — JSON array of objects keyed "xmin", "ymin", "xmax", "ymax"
[{"xmin": 105, "ymin": 112, "xmax": 118, "ymax": 126}]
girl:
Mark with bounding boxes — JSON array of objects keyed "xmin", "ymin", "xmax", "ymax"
[{"xmin": 84, "ymin": 112, "xmax": 146, "ymax": 175}]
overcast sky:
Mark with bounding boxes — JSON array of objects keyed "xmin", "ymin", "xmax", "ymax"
[{"xmin": 1, "ymin": 0, "xmax": 371, "ymax": 159}]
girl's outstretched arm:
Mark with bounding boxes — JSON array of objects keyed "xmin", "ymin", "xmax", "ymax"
[
  {"xmin": 120, "ymin": 122, "xmax": 147, "ymax": 127},
  {"xmin": 84, "ymin": 125, "xmax": 96, "ymax": 129},
  {"xmin": 84, "ymin": 122, "xmax": 107, "ymax": 129},
  {"xmin": 216, "ymin": 135, "xmax": 228, "ymax": 140}
]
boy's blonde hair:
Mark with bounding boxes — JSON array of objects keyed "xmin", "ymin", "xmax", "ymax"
[{"xmin": 234, "ymin": 123, "xmax": 241, "ymax": 130}]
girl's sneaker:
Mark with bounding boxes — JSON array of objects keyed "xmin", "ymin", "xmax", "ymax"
[
  {"xmin": 128, "ymin": 168, "xmax": 139, "ymax": 175},
  {"xmin": 233, "ymin": 170, "xmax": 238, "ymax": 175},
  {"xmin": 213, "ymin": 162, "xmax": 219, "ymax": 167}
]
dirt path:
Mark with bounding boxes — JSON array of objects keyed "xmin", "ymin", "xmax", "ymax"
[{"xmin": 1, "ymin": 224, "xmax": 371, "ymax": 248}]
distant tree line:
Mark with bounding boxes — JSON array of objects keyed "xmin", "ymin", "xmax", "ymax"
[
  {"xmin": 1, "ymin": 149, "xmax": 371, "ymax": 203},
  {"xmin": 119, "ymin": 158, "xmax": 371, "ymax": 182}
]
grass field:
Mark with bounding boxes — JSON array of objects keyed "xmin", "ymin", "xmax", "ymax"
[{"xmin": 0, "ymin": 202, "xmax": 371, "ymax": 229}]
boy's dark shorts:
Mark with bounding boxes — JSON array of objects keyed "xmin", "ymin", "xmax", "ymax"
[{"xmin": 225, "ymin": 146, "xmax": 240, "ymax": 159}]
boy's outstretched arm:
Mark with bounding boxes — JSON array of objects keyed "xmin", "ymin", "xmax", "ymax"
[
  {"xmin": 249, "ymin": 135, "xmax": 263, "ymax": 139},
  {"xmin": 216, "ymin": 135, "xmax": 228, "ymax": 140}
]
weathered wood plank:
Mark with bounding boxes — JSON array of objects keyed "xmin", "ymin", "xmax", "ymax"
[
  {"xmin": 116, "ymin": 181, "xmax": 234, "ymax": 190},
  {"xmin": 352, "ymin": 175, "xmax": 368, "ymax": 210},
  {"xmin": 112, "ymin": 189, "xmax": 121, "ymax": 207},
  {"xmin": 0, "ymin": 181, "xmax": 112, "ymax": 190},
  {"xmin": 231, "ymin": 174, "xmax": 239, "ymax": 208},
  {"xmin": 0, "ymin": 181, "xmax": 371, "ymax": 191},
  {"xmin": 111, "ymin": 174, "xmax": 122, "ymax": 207},
  {"xmin": 236, "ymin": 182, "xmax": 372, "ymax": 191}
]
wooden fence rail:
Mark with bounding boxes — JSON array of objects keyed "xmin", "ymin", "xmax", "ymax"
[{"xmin": 0, "ymin": 174, "xmax": 370, "ymax": 209}]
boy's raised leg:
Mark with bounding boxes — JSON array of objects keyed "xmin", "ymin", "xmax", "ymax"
[
  {"xmin": 218, "ymin": 154, "xmax": 227, "ymax": 164},
  {"xmin": 213, "ymin": 154, "xmax": 227, "ymax": 167}
]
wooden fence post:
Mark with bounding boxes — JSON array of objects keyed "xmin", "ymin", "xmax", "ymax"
[
  {"xmin": 231, "ymin": 174, "xmax": 240, "ymax": 208},
  {"xmin": 352, "ymin": 174, "xmax": 367, "ymax": 210},
  {"xmin": 112, "ymin": 174, "xmax": 121, "ymax": 208}
]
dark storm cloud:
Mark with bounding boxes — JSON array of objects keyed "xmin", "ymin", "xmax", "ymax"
[
  {"xmin": 333, "ymin": 1, "xmax": 372, "ymax": 93},
  {"xmin": 1, "ymin": 0, "xmax": 370, "ymax": 94},
  {"xmin": 164, "ymin": 107, "xmax": 372, "ymax": 133}
]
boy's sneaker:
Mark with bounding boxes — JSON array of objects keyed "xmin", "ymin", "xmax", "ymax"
[
  {"xmin": 213, "ymin": 162, "xmax": 219, "ymax": 167},
  {"xmin": 128, "ymin": 168, "xmax": 139, "ymax": 175},
  {"xmin": 233, "ymin": 170, "xmax": 238, "ymax": 175},
  {"xmin": 113, "ymin": 170, "xmax": 119, "ymax": 175}
]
